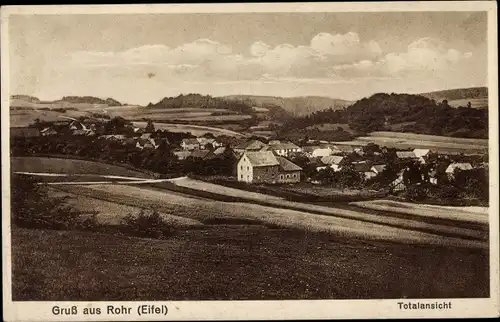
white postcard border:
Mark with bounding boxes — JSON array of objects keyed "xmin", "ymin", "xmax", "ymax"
[{"xmin": 1, "ymin": 2, "xmax": 499, "ymax": 321}]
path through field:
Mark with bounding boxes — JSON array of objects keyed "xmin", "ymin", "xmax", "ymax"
[{"xmin": 15, "ymin": 170, "xmax": 487, "ymax": 249}]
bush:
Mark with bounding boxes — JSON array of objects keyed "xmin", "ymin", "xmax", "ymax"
[
  {"xmin": 438, "ymin": 184, "xmax": 461, "ymax": 200},
  {"xmin": 405, "ymin": 184, "xmax": 427, "ymax": 201},
  {"xmin": 120, "ymin": 210, "xmax": 173, "ymax": 239},
  {"xmin": 11, "ymin": 175, "xmax": 100, "ymax": 230}
]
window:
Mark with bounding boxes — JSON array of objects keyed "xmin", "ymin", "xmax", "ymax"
[
  {"xmin": 240, "ymin": 165, "xmax": 243, "ymax": 170},
  {"xmin": 286, "ymin": 174, "xmax": 290, "ymax": 178},
  {"xmin": 240, "ymin": 174, "xmax": 243, "ymax": 179},
  {"xmin": 247, "ymin": 166, "xmax": 249, "ymax": 171},
  {"xmin": 280, "ymin": 175, "xmax": 284, "ymax": 180},
  {"xmin": 293, "ymin": 174, "xmax": 296, "ymax": 178}
]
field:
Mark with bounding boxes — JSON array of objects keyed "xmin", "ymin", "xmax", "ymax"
[
  {"xmin": 332, "ymin": 131, "xmax": 488, "ymax": 154},
  {"xmin": 132, "ymin": 121, "xmax": 247, "ymax": 137},
  {"xmin": 11, "ymin": 157, "xmax": 151, "ymax": 178},
  {"xmin": 305, "ymin": 123, "xmax": 355, "ymax": 134},
  {"xmin": 9, "ymin": 157, "xmax": 490, "ymax": 300},
  {"xmin": 9, "ymin": 108, "xmax": 91, "ymax": 127},
  {"xmin": 449, "ymin": 98, "xmax": 488, "ymax": 109},
  {"xmin": 12, "ymin": 226, "xmax": 489, "ymax": 300},
  {"xmin": 350, "ymin": 200, "xmax": 489, "ymax": 225}
]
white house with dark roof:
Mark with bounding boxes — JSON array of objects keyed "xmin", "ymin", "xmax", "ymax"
[
  {"xmin": 445, "ymin": 162, "xmax": 473, "ymax": 177},
  {"xmin": 237, "ymin": 151, "xmax": 302, "ymax": 184}
]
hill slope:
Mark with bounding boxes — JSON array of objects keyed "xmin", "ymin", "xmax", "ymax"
[
  {"xmin": 223, "ymin": 95, "xmax": 351, "ymax": 116},
  {"xmin": 278, "ymin": 92, "xmax": 488, "ymax": 139},
  {"xmin": 420, "ymin": 87, "xmax": 487, "ymax": 102}
]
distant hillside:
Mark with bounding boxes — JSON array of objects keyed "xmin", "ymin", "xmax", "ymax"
[
  {"xmin": 11, "ymin": 95, "xmax": 40, "ymax": 103},
  {"xmin": 147, "ymin": 93, "xmax": 291, "ymax": 120},
  {"xmin": 57, "ymin": 96, "xmax": 122, "ymax": 106},
  {"xmin": 223, "ymin": 95, "xmax": 351, "ymax": 116},
  {"xmin": 420, "ymin": 87, "xmax": 487, "ymax": 102},
  {"xmin": 279, "ymin": 92, "xmax": 488, "ymax": 139}
]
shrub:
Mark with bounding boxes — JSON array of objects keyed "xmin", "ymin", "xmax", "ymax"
[
  {"xmin": 120, "ymin": 210, "xmax": 173, "ymax": 239},
  {"xmin": 11, "ymin": 175, "xmax": 100, "ymax": 230},
  {"xmin": 405, "ymin": 184, "xmax": 427, "ymax": 201}
]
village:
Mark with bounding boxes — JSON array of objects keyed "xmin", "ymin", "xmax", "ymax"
[{"xmin": 10, "ymin": 115, "xmax": 489, "ymax": 205}]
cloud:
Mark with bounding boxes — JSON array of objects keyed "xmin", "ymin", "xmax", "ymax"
[
  {"xmin": 56, "ymin": 34, "xmax": 477, "ymax": 92},
  {"xmin": 332, "ymin": 37, "xmax": 473, "ymax": 78},
  {"xmin": 65, "ymin": 32, "xmax": 386, "ymax": 80}
]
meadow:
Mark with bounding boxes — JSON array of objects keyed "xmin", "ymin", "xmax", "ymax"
[
  {"xmin": 9, "ymin": 157, "xmax": 490, "ymax": 300},
  {"xmin": 12, "ymin": 226, "xmax": 489, "ymax": 300},
  {"xmin": 332, "ymin": 131, "xmax": 488, "ymax": 154},
  {"xmin": 350, "ymin": 200, "xmax": 489, "ymax": 225},
  {"xmin": 11, "ymin": 157, "xmax": 151, "ymax": 178},
  {"xmin": 132, "ymin": 121, "xmax": 247, "ymax": 137}
]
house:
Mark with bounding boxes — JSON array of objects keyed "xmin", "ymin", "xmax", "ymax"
[
  {"xmin": 213, "ymin": 146, "xmax": 227, "ymax": 155},
  {"xmin": 371, "ymin": 164, "xmax": 387, "ymax": 175},
  {"xmin": 311, "ymin": 147, "xmax": 333, "ymax": 158},
  {"xmin": 413, "ymin": 149, "xmax": 431, "ymax": 158},
  {"xmin": 174, "ymin": 150, "xmax": 192, "ymax": 160},
  {"xmin": 354, "ymin": 147, "xmax": 365, "ymax": 156},
  {"xmin": 276, "ymin": 156, "xmax": 302, "ymax": 183},
  {"xmin": 428, "ymin": 169, "xmax": 438, "ymax": 185},
  {"xmin": 445, "ymin": 162, "xmax": 473, "ymax": 177},
  {"xmin": 190, "ymin": 149, "xmax": 214, "ymax": 160},
  {"xmin": 197, "ymin": 137, "xmax": 223, "ymax": 150},
  {"xmin": 413, "ymin": 149, "xmax": 431, "ymax": 164},
  {"xmin": 320, "ymin": 155, "xmax": 346, "ymax": 172},
  {"xmin": 302, "ymin": 145, "xmax": 320, "ymax": 156},
  {"xmin": 391, "ymin": 170, "xmax": 406, "ymax": 191},
  {"xmin": 236, "ymin": 151, "xmax": 302, "ymax": 184},
  {"xmin": 335, "ymin": 145, "xmax": 355, "ymax": 154},
  {"xmin": 72, "ymin": 129, "xmax": 88, "ymax": 136},
  {"xmin": 351, "ymin": 161, "xmax": 376, "ymax": 180},
  {"xmin": 233, "ymin": 139, "xmax": 267, "ymax": 154},
  {"xmin": 267, "ymin": 141, "xmax": 302, "ymax": 157},
  {"xmin": 40, "ymin": 127, "xmax": 58, "ymax": 136},
  {"xmin": 69, "ymin": 120, "xmax": 86, "ymax": 130},
  {"xmin": 181, "ymin": 138, "xmax": 200, "ymax": 151},
  {"xmin": 10, "ymin": 127, "xmax": 41, "ymax": 138},
  {"xmin": 396, "ymin": 151, "xmax": 417, "ymax": 160},
  {"xmin": 351, "ymin": 161, "xmax": 372, "ymax": 172},
  {"xmin": 136, "ymin": 138, "xmax": 159, "ymax": 150}
]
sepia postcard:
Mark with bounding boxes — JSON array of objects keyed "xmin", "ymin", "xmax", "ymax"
[{"xmin": 1, "ymin": 2, "xmax": 499, "ymax": 321}]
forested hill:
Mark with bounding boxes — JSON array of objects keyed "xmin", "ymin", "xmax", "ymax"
[
  {"xmin": 223, "ymin": 95, "xmax": 352, "ymax": 116},
  {"xmin": 279, "ymin": 93, "xmax": 488, "ymax": 139},
  {"xmin": 58, "ymin": 96, "xmax": 122, "ymax": 106},
  {"xmin": 146, "ymin": 93, "xmax": 292, "ymax": 120},
  {"xmin": 420, "ymin": 87, "xmax": 487, "ymax": 102}
]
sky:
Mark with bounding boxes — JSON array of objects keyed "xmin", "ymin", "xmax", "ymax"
[{"xmin": 9, "ymin": 11, "xmax": 488, "ymax": 105}]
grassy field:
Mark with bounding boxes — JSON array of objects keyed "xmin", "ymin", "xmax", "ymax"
[
  {"xmin": 9, "ymin": 109, "xmax": 91, "ymax": 127},
  {"xmin": 49, "ymin": 183, "xmax": 487, "ymax": 248},
  {"xmin": 448, "ymin": 98, "xmax": 488, "ymax": 109},
  {"xmin": 11, "ymin": 226, "xmax": 489, "ymax": 300},
  {"xmin": 49, "ymin": 188, "xmax": 202, "ymax": 227},
  {"xmin": 132, "ymin": 121, "xmax": 247, "ymax": 137},
  {"xmin": 351, "ymin": 200, "xmax": 489, "ymax": 225},
  {"xmin": 368, "ymin": 131, "xmax": 489, "ymax": 146},
  {"xmin": 11, "ymin": 157, "xmax": 151, "ymax": 178},
  {"xmin": 332, "ymin": 131, "xmax": 488, "ymax": 154}
]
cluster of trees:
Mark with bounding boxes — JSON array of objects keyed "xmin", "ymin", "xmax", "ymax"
[
  {"xmin": 11, "ymin": 175, "xmax": 98, "ymax": 230},
  {"xmin": 279, "ymin": 93, "xmax": 488, "ymax": 139},
  {"xmin": 11, "ymin": 133, "xmax": 236, "ymax": 177},
  {"xmin": 148, "ymin": 93, "xmax": 254, "ymax": 114}
]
